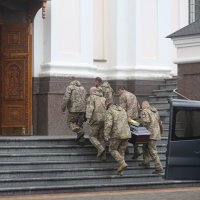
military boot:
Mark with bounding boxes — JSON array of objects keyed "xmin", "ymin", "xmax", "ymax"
[
  {"xmin": 116, "ymin": 161, "xmax": 128, "ymax": 176},
  {"xmin": 99, "ymin": 150, "xmax": 106, "ymax": 161},
  {"xmin": 76, "ymin": 132, "xmax": 86, "ymax": 146},
  {"xmin": 132, "ymin": 144, "xmax": 142, "ymax": 159},
  {"xmin": 77, "ymin": 137, "xmax": 86, "ymax": 146},
  {"xmin": 97, "ymin": 148, "xmax": 106, "ymax": 160},
  {"xmin": 138, "ymin": 162, "xmax": 150, "ymax": 168},
  {"xmin": 152, "ymin": 169, "xmax": 164, "ymax": 174},
  {"xmin": 132, "ymin": 152, "xmax": 142, "ymax": 159}
]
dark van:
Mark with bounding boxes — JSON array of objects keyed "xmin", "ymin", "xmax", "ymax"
[{"xmin": 165, "ymin": 99, "xmax": 200, "ymax": 180}]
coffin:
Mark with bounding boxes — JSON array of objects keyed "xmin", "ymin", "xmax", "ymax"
[{"xmin": 129, "ymin": 125, "xmax": 151, "ymax": 144}]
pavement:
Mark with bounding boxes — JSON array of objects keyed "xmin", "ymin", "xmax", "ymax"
[{"xmin": 0, "ymin": 187, "xmax": 200, "ymax": 200}]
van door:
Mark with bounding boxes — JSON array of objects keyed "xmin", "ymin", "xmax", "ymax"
[{"xmin": 165, "ymin": 99, "xmax": 200, "ymax": 180}]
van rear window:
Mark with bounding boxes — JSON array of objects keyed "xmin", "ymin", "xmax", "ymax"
[{"xmin": 172, "ymin": 108, "xmax": 200, "ymax": 140}]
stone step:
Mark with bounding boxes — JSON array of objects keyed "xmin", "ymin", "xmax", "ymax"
[
  {"xmin": 158, "ymin": 110, "xmax": 169, "ymax": 118},
  {"xmin": 149, "ymin": 95, "xmax": 177, "ymax": 102},
  {"xmin": 150, "ymin": 101, "xmax": 170, "ymax": 109},
  {"xmin": 162, "ymin": 133, "xmax": 169, "ymax": 137},
  {"xmin": 162, "ymin": 129, "xmax": 169, "ymax": 136},
  {"xmin": 162, "ymin": 122, "xmax": 169, "ymax": 129},
  {"xmin": 0, "ymin": 144, "xmax": 167, "ymax": 154},
  {"xmin": 0, "ymin": 137, "xmax": 88, "ymax": 147},
  {"xmin": 0, "ymin": 166, "xmax": 166, "ymax": 179},
  {"xmin": 159, "ymin": 83, "xmax": 177, "ymax": 90},
  {"xmin": 157, "ymin": 108, "xmax": 170, "ymax": 116},
  {"xmin": 0, "ymin": 180, "xmax": 199, "ymax": 196},
  {"xmin": 164, "ymin": 77, "xmax": 178, "ymax": 84},
  {"xmin": 0, "ymin": 151, "xmax": 166, "ymax": 162},
  {"xmin": 0, "ymin": 159, "xmax": 166, "ymax": 171},
  {"xmin": 0, "ymin": 145, "xmax": 97, "ymax": 154},
  {"xmin": 0, "ymin": 137, "xmax": 168, "ymax": 147},
  {"xmin": 0, "ymin": 137, "xmax": 168, "ymax": 149},
  {"xmin": 0, "ymin": 174, "xmax": 164, "ymax": 188},
  {"xmin": 160, "ymin": 116, "xmax": 170, "ymax": 124},
  {"xmin": 152, "ymin": 89, "xmax": 177, "ymax": 97}
]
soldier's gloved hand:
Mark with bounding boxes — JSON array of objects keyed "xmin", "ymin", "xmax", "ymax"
[{"xmin": 128, "ymin": 118, "xmax": 132, "ymax": 123}]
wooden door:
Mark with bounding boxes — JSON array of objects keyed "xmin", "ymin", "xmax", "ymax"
[{"xmin": 0, "ymin": 24, "xmax": 32, "ymax": 136}]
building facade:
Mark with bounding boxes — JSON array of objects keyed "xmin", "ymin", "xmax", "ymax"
[{"xmin": 0, "ymin": 0, "xmax": 190, "ymax": 136}]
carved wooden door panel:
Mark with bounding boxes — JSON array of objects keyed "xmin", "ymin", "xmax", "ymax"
[{"xmin": 0, "ymin": 24, "xmax": 32, "ymax": 135}]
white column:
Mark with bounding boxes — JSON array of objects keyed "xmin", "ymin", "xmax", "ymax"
[
  {"xmin": 39, "ymin": 0, "xmax": 96, "ymax": 78},
  {"xmin": 98, "ymin": 0, "xmax": 137, "ymax": 80},
  {"xmin": 135, "ymin": 0, "xmax": 170, "ymax": 79},
  {"xmin": 33, "ymin": 0, "xmax": 190, "ymax": 80},
  {"xmin": 102, "ymin": 0, "xmax": 185, "ymax": 80},
  {"xmin": 168, "ymin": 0, "xmax": 189, "ymax": 75},
  {"xmin": 33, "ymin": 1, "xmax": 52, "ymax": 77},
  {"xmin": 33, "ymin": 9, "xmax": 44, "ymax": 77},
  {"xmin": 116, "ymin": 0, "xmax": 136, "ymax": 67}
]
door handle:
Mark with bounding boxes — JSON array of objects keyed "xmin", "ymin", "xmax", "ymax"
[{"xmin": 194, "ymin": 150, "xmax": 200, "ymax": 154}]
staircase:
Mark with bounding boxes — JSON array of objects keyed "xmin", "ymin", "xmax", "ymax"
[
  {"xmin": 149, "ymin": 77, "xmax": 178, "ymax": 136},
  {"xmin": 0, "ymin": 136, "xmax": 165, "ymax": 195},
  {"xmin": 0, "ymin": 77, "xmax": 199, "ymax": 196}
]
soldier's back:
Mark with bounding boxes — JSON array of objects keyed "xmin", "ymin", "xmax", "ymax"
[
  {"xmin": 108, "ymin": 105, "xmax": 131, "ymax": 139},
  {"xmin": 68, "ymin": 81, "xmax": 86, "ymax": 112}
]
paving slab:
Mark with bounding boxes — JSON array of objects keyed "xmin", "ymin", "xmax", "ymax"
[{"xmin": 1, "ymin": 187, "xmax": 200, "ymax": 200}]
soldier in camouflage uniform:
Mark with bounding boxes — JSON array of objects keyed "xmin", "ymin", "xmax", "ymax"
[
  {"xmin": 61, "ymin": 80, "xmax": 86, "ymax": 145},
  {"xmin": 117, "ymin": 87, "xmax": 141, "ymax": 159},
  {"xmin": 139, "ymin": 101, "xmax": 164, "ymax": 174},
  {"xmin": 94, "ymin": 77, "xmax": 114, "ymax": 106},
  {"xmin": 104, "ymin": 103, "xmax": 131, "ymax": 175},
  {"xmin": 86, "ymin": 87, "xmax": 107, "ymax": 160}
]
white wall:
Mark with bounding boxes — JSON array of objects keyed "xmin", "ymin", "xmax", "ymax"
[
  {"xmin": 132, "ymin": 0, "xmax": 188, "ymax": 79},
  {"xmin": 34, "ymin": 0, "xmax": 96, "ymax": 78},
  {"xmin": 33, "ymin": 9, "xmax": 43, "ymax": 77},
  {"xmin": 33, "ymin": 0, "xmax": 189, "ymax": 79}
]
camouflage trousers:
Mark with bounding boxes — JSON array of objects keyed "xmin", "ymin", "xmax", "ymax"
[
  {"xmin": 67, "ymin": 112, "xmax": 85, "ymax": 141},
  {"xmin": 133, "ymin": 144, "xmax": 140, "ymax": 155},
  {"xmin": 89, "ymin": 122, "xmax": 106, "ymax": 153},
  {"xmin": 109, "ymin": 138, "xmax": 129, "ymax": 165},
  {"xmin": 142, "ymin": 140, "xmax": 163, "ymax": 171}
]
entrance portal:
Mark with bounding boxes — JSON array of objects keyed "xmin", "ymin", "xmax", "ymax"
[
  {"xmin": 0, "ymin": 0, "xmax": 47, "ymax": 136},
  {"xmin": 0, "ymin": 24, "xmax": 32, "ymax": 135}
]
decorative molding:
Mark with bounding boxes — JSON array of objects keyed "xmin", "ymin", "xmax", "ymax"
[
  {"xmin": 93, "ymin": 59, "xmax": 107, "ymax": 62},
  {"xmin": 172, "ymin": 34, "xmax": 200, "ymax": 64},
  {"xmin": 173, "ymin": 35, "xmax": 200, "ymax": 47},
  {"xmin": 174, "ymin": 57, "xmax": 200, "ymax": 64},
  {"xmin": 42, "ymin": 0, "xmax": 47, "ymax": 19},
  {"xmin": 39, "ymin": 62, "xmax": 172, "ymax": 80}
]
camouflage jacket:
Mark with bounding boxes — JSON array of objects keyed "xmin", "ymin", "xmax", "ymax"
[
  {"xmin": 61, "ymin": 80, "xmax": 86, "ymax": 113},
  {"xmin": 104, "ymin": 105, "xmax": 131, "ymax": 140},
  {"xmin": 141, "ymin": 106, "xmax": 161, "ymax": 140},
  {"xmin": 98, "ymin": 81, "xmax": 114, "ymax": 106},
  {"xmin": 86, "ymin": 90, "xmax": 106, "ymax": 125},
  {"xmin": 119, "ymin": 90, "xmax": 139, "ymax": 120}
]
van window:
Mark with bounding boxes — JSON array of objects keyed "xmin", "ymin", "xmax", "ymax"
[{"xmin": 173, "ymin": 108, "xmax": 200, "ymax": 140}]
